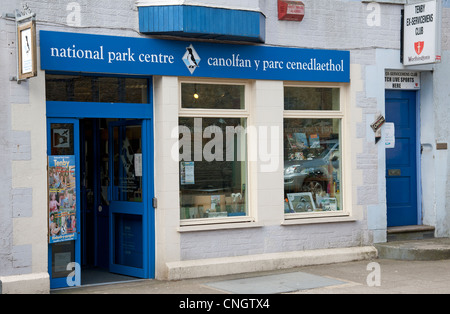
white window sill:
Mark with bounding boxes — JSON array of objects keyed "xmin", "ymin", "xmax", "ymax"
[
  {"xmin": 178, "ymin": 217, "xmax": 263, "ymax": 232},
  {"xmin": 361, "ymin": 0, "xmax": 405, "ymax": 4},
  {"xmin": 282, "ymin": 212, "xmax": 356, "ymax": 225},
  {"xmin": 177, "ymin": 212, "xmax": 356, "ymax": 232}
]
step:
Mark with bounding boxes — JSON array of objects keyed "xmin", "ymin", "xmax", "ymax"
[
  {"xmin": 166, "ymin": 246, "xmax": 377, "ymax": 280},
  {"xmin": 387, "ymin": 225, "xmax": 435, "ymax": 242},
  {"xmin": 375, "ymin": 238, "xmax": 450, "ymax": 261}
]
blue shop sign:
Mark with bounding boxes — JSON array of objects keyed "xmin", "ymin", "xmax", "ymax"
[{"xmin": 40, "ymin": 30, "xmax": 350, "ymax": 83}]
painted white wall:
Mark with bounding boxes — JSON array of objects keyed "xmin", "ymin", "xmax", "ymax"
[
  {"xmin": 249, "ymin": 80, "xmax": 284, "ymax": 225},
  {"xmin": 425, "ymin": 50, "xmax": 450, "ymax": 237},
  {"xmin": 153, "ymin": 76, "xmax": 182, "ymax": 279},
  {"xmin": 420, "ymin": 71, "xmax": 437, "ymax": 230},
  {"xmin": 6, "ymin": 51, "xmax": 49, "ymax": 290}
]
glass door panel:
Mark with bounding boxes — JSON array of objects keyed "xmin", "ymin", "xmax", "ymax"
[
  {"xmin": 108, "ymin": 120, "xmax": 148, "ymax": 278},
  {"xmin": 111, "ymin": 123, "xmax": 143, "ymax": 202}
]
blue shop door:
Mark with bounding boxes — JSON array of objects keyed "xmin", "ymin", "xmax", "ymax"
[
  {"xmin": 47, "ymin": 118, "xmax": 81, "ymax": 288},
  {"xmin": 108, "ymin": 120, "xmax": 152, "ymax": 278},
  {"xmin": 385, "ymin": 90, "xmax": 418, "ymax": 227}
]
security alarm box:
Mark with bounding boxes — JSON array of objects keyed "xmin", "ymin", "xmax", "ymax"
[{"xmin": 278, "ymin": 0, "xmax": 305, "ymax": 21}]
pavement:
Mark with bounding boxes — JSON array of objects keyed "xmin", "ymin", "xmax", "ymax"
[{"xmin": 52, "ymin": 258, "xmax": 450, "ymax": 295}]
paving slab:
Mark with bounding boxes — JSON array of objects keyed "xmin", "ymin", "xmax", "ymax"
[{"xmin": 205, "ymin": 271, "xmax": 346, "ymax": 294}]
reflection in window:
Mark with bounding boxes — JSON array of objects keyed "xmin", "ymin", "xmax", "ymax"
[
  {"xmin": 181, "ymin": 83, "xmax": 245, "ymax": 110},
  {"xmin": 284, "ymin": 87, "xmax": 340, "ymax": 111},
  {"xmin": 178, "ymin": 117, "xmax": 248, "ymax": 220},
  {"xmin": 45, "ymin": 74, "xmax": 148, "ymax": 104},
  {"xmin": 51, "ymin": 241, "xmax": 75, "ymax": 278},
  {"xmin": 112, "ymin": 124, "xmax": 142, "ymax": 202},
  {"xmin": 284, "ymin": 119, "xmax": 341, "ymax": 213}
]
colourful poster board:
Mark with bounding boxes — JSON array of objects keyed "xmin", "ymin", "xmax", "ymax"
[{"xmin": 48, "ymin": 156, "xmax": 77, "ymax": 243}]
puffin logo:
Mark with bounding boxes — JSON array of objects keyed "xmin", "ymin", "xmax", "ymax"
[{"xmin": 182, "ymin": 44, "xmax": 201, "ymax": 74}]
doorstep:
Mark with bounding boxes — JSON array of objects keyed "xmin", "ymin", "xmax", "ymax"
[
  {"xmin": 387, "ymin": 225, "xmax": 435, "ymax": 242},
  {"xmin": 374, "ymin": 238, "xmax": 450, "ymax": 261},
  {"xmin": 375, "ymin": 225, "xmax": 450, "ymax": 261}
]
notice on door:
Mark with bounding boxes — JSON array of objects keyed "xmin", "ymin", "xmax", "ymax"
[
  {"xmin": 134, "ymin": 153, "xmax": 142, "ymax": 177},
  {"xmin": 385, "ymin": 71, "xmax": 420, "ymax": 90},
  {"xmin": 384, "ymin": 123, "xmax": 395, "ymax": 149}
]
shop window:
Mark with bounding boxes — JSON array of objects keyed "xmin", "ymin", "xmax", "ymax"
[
  {"xmin": 181, "ymin": 83, "xmax": 245, "ymax": 110},
  {"xmin": 284, "ymin": 87, "xmax": 340, "ymax": 111},
  {"xmin": 283, "ymin": 86, "xmax": 343, "ymax": 215},
  {"xmin": 179, "ymin": 82, "xmax": 248, "ymax": 222},
  {"xmin": 45, "ymin": 74, "xmax": 148, "ymax": 104}
]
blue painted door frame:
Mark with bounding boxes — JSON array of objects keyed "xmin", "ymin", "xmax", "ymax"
[
  {"xmin": 47, "ymin": 77, "xmax": 155, "ymax": 288},
  {"xmin": 385, "ymin": 90, "xmax": 419, "ymax": 227},
  {"xmin": 47, "ymin": 118, "xmax": 81, "ymax": 289}
]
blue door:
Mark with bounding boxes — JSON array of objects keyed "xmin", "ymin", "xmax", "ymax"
[
  {"xmin": 47, "ymin": 118, "xmax": 81, "ymax": 289},
  {"xmin": 385, "ymin": 90, "xmax": 418, "ymax": 227},
  {"xmin": 108, "ymin": 120, "xmax": 153, "ymax": 278}
]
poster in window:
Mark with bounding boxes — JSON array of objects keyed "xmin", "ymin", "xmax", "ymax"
[
  {"xmin": 294, "ymin": 132, "xmax": 308, "ymax": 148},
  {"xmin": 309, "ymin": 134, "xmax": 320, "ymax": 148},
  {"xmin": 287, "ymin": 192, "xmax": 316, "ymax": 212},
  {"xmin": 286, "ymin": 134, "xmax": 298, "ymax": 149},
  {"xmin": 180, "ymin": 161, "xmax": 195, "ymax": 185},
  {"xmin": 52, "ymin": 128, "xmax": 71, "ymax": 148},
  {"xmin": 48, "ymin": 156, "xmax": 77, "ymax": 243}
]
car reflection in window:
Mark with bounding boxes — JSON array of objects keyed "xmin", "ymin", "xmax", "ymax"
[{"xmin": 284, "ymin": 140, "xmax": 339, "ymax": 199}]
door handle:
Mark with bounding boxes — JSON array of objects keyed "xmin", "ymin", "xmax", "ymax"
[{"xmin": 421, "ymin": 143, "xmax": 433, "ymax": 154}]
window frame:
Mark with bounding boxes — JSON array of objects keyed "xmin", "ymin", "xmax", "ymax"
[
  {"xmin": 283, "ymin": 82, "xmax": 350, "ymax": 220},
  {"xmin": 178, "ymin": 78, "xmax": 254, "ymax": 227}
]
